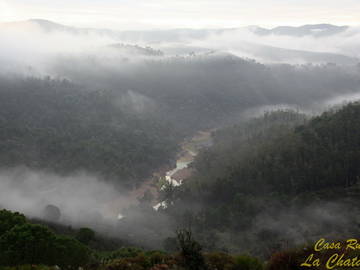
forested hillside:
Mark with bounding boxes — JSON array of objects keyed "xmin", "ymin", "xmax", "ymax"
[
  {"xmin": 0, "ymin": 76, "xmax": 179, "ymax": 188},
  {"xmin": 0, "ymin": 209, "xmax": 265, "ymax": 270},
  {"xmin": 54, "ymin": 54, "xmax": 360, "ymax": 133},
  {"xmin": 3, "ymin": 56, "xmax": 359, "ymax": 189},
  {"xmin": 2, "ymin": 71, "xmax": 360, "ymax": 258},
  {"xmin": 164, "ymin": 103, "xmax": 360, "ymax": 256},
  {"xmin": 0, "ymin": 209, "xmax": 91, "ymax": 267},
  {"xmin": 3, "ymin": 104, "xmax": 359, "ymax": 268},
  {"xmin": 2, "ymin": 3, "xmax": 360, "ymax": 268}
]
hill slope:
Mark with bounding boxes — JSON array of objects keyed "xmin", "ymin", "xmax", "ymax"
[{"xmin": 165, "ymin": 104, "xmax": 360, "ymax": 255}]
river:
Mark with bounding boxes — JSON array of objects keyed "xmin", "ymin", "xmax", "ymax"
[
  {"xmin": 111, "ymin": 130, "xmax": 213, "ymax": 219},
  {"xmin": 153, "ymin": 130, "xmax": 213, "ymax": 210}
]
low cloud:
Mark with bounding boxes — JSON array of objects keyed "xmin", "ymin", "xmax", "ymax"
[{"xmin": 0, "ymin": 167, "xmax": 124, "ymax": 228}]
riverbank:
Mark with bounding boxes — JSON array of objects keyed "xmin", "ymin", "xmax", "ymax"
[
  {"xmin": 153, "ymin": 130, "xmax": 213, "ymax": 210},
  {"xmin": 109, "ymin": 130, "xmax": 213, "ymax": 218}
]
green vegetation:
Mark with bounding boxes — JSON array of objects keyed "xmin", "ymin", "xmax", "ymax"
[
  {"xmin": 0, "ymin": 209, "xmax": 90, "ymax": 268},
  {"xmin": 1, "ymin": 73, "xmax": 360, "ymax": 268},
  {"xmin": 0, "ymin": 209, "xmax": 265, "ymax": 270},
  {"xmin": 165, "ymin": 104, "xmax": 360, "ymax": 255},
  {"xmin": 0, "ymin": 77, "xmax": 179, "ymax": 188},
  {"xmin": 176, "ymin": 230, "xmax": 206, "ymax": 270},
  {"xmin": 189, "ymin": 104, "xmax": 360, "ymax": 195},
  {"xmin": 76, "ymin": 228, "xmax": 96, "ymax": 245},
  {"xmin": 0, "ymin": 209, "xmax": 26, "ymax": 235}
]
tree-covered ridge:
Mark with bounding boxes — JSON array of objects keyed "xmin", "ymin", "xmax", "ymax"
[
  {"xmin": 0, "ymin": 209, "xmax": 90, "ymax": 267},
  {"xmin": 189, "ymin": 110, "xmax": 308, "ymax": 186},
  {"xmin": 0, "ymin": 77, "xmax": 179, "ymax": 188},
  {"xmin": 0, "ymin": 209, "xmax": 265, "ymax": 270},
  {"xmin": 183, "ymin": 103, "xmax": 360, "ymax": 197},
  {"xmin": 55, "ymin": 51, "xmax": 360, "ymax": 134},
  {"xmin": 165, "ymin": 104, "xmax": 360, "ymax": 255}
]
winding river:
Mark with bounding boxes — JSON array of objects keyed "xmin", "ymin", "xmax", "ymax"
[
  {"xmin": 113, "ymin": 130, "xmax": 213, "ymax": 219},
  {"xmin": 153, "ymin": 130, "xmax": 213, "ymax": 210}
]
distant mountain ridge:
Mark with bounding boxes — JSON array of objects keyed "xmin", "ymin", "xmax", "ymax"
[
  {"xmin": 1, "ymin": 19, "xmax": 358, "ymax": 64},
  {"xmin": 0, "ymin": 19, "xmax": 352, "ymax": 40},
  {"xmin": 251, "ymin": 24, "xmax": 349, "ymax": 37}
]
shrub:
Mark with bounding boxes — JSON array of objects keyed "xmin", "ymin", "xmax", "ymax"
[
  {"xmin": 232, "ymin": 255, "xmax": 263, "ymax": 270},
  {"xmin": 266, "ymin": 251, "xmax": 301, "ymax": 270},
  {"xmin": 76, "ymin": 227, "xmax": 96, "ymax": 245},
  {"xmin": 0, "ymin": 209, "xmax": 26, "ymax": 236},
  {"xmin": 205, "ymin": 252, "xmax": 234, "ymax": 270}
]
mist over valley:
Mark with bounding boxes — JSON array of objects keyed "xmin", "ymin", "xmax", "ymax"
[{"xmin": 1, "ymin": 12, "xmax": 360, "ymax": 269}]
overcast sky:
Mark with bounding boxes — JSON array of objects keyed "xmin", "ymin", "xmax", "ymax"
[{"xmin": 1, "ymin": 0, "xmax": 359, "ymax": 30}]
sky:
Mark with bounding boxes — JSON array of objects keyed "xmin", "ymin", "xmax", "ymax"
[{"xmin": 0, "ymin": 0, "xmax": 359, "ymax": 30}]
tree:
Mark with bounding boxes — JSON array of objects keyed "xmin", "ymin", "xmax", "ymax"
[
  {"xmin": 0, "ymin": 209, "xmax": 26, "ymax": 236},
  {"xmin": 76, "ymin": 227, "xmax": 95, "ymax": 245},
  {"xmin": 43, "ymin": 204, "xmax": 61, "ymax": 222},
  {"xmin": 54, "ymin": 235, "xmax": 91, "ymax": 268},
  {"xmin": 176, "ymin": 229, "xmax": 207, "ymax": 270},
  {"xmin": 0, "ymin": 223, "xmax": 55, "ymax": 266},
  {"xmin": 0, "ymin": 211, "xmax": 91, "ymax": 268},
  {"xmin": 232, "ymin": 255, "xmax": 263, "ymax": 270}
]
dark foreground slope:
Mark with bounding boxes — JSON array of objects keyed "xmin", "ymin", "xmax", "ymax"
[{"xmin": 0, "ymin": 209, "xmax": 264, "ymax": 270}]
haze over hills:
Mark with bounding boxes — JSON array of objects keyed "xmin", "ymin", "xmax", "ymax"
[
  {"xmin": 2, "ymin": 13, "xmax": 360, "ymax": 269},
  {"xmin": 251, "ymin": 24, "xmax": 349, "ymax": 37},
  {"xmin": 1, "ymin": 19, "xmax": 359, "ymax": 65},
  {"xmin": 1, "ymin": 19, "xmax": 351, "ymax": 38}
]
